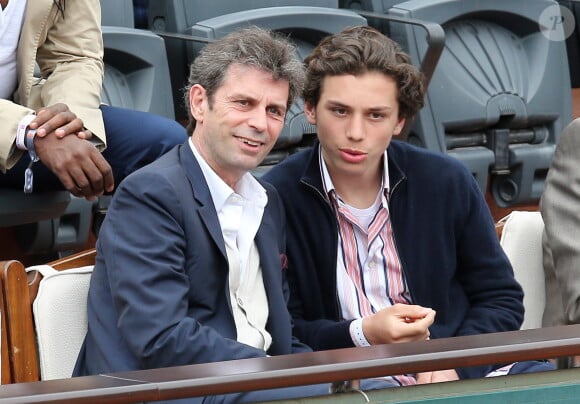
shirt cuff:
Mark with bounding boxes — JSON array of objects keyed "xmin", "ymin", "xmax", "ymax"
[
  {"xmin": 16, "ymin": 114, "xmax": 36, "ymax": 150},
  {"xmin": 349, "ymin": 318, "xmax": 371, "ymax": 347}
]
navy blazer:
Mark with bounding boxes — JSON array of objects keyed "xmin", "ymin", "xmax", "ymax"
[{"xmin": 74, "ymin": 143, "xmax": 309, "ymax": 376}]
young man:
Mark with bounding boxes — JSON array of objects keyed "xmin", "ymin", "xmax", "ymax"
[
  {"xmin": 0, "ymin": 0, "xmax": 186, "ymax": 199},
  {"xmin": 74, "ymin": 26, "xmax": 400, "ymax": 403},
  {"xmin": 264, "ymin": 26, "xmax": 553, "ymax": 384}
]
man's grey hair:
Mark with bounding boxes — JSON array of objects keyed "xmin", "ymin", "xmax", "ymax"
[{"xmin": 184, "ymin": 26, "xmax": 305, "ymax": 134}]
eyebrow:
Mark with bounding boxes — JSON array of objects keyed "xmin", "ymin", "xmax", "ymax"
[
  {"xmin": 228, "ymin": 93, "xmax": 286, "ymax": 112},
  {"xmin": 325, "ymin": 100, "xmax": 393, "ymax": 112}
]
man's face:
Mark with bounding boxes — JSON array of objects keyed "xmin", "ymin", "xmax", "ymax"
[
  {"xmin": 305, "ymin": 72, "xmax": 405, "ymax": 182},
  {"xmin": 190, "ymin": 64, "xmax": 289, "ymax": 187}
]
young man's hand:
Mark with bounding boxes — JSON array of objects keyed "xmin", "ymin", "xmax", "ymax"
[
  {"xmin": 416, "ymin": 369, "xmax": 459, "ymax": 384},
  {"xmin": 361, "ymin": 303, "xmax": 435, "ymax": 345}
]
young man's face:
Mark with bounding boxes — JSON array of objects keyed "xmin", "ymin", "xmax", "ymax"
[
  {"xmin": 190, "ymin": 63, "xmax": 289, "ymax": 187},
  {"xmin": 305, "ymin": 72, "xmax": 405, "ymax": 181}
]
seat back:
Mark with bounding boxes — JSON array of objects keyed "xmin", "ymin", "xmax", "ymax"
[
  {"xmin": 147, "ymin": 0, "xmax": 340, "ymax": 122},
  {"xmin": 497, "ymin": 211, "xmax": 545, "ymax": 330},
  {"xmin": 0, "ymin": 191, "xmax": 70, "ymax": 228},
  {"xmin": 343, "ymin": 0, "xmax": 572, "ymax": 208},
  {"xmin": 0, "ymin": 249, "xmax": 96, "ymax": 383},
  {"xmin": 186, "ymin": 6, "xmax": 367, "ymax": 176},
  {"xmin": 31, "ymin": 265, "xmax": 93, "ymax": 380},
  {"xmin": 0, "ymin": 0, "xmax": 144, "ymax": 254},
  {"xmin": 100, "ymin": 0, "xmax": 175, "ymax": 119},
  {"xmin": 100, "ymin": 0, "xmax": 135, "ymax": 27}
]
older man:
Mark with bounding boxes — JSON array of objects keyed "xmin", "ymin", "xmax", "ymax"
[{"xmin": 74, "ymin": 26, "xmax": 342, "ymax": 403}]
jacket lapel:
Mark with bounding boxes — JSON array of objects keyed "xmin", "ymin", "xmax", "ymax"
[
  {"xmin": 255, "ymin": 208, "xmax": 282, "ymax": 301},
  {"xmin": 178, "ymin": 144, "xmax": 227, "ymax": 260}
]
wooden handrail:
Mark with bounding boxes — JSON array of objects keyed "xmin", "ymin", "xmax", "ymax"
[
  {"xmin": 1, "ymin": 325, "xmax": 580, "ymax": 403},
  {"xmin": 115, "ymin": 324, "xmax": 580, "ymax": 400},
  {"xmin": 48, "ymin": 249, "xmax": 96, "ymax": 271},
  {"xmin": 0, "ymin": 374, "xmax": 157, "ymax": 404}
]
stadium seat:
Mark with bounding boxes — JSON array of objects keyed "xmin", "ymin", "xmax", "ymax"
[
  {"xmin": 188, "ymin": 6, "xmax": 367, "ymax": 172},
  {"xmin": 0, "ymin": 191, "xmax": 70, "ymax": 228},
  {"xmin": 146, "ymin": 3, "xmax": 367, "ymax": 173},
  {"xmin": 0, "ymin": 249, "xmax": 96, "ymax": 383},
  {"xmin": 342, "ymin": 0, "xmax": 572, "ymax": 207},
  {"xmin": 556, "ymin": 1, "xmax": 580, "ymax": 87},
  {"xmin": 145, "ymin": 1, "xmax": 445, "ymax": 175},
  {"xmin": 100, "ymin": 0, "xmax": 175, "ymax": 119},
  {"xmin": 497, "ymin": 211, "xmax": 545, "ymax": 330},
  {"xmin": 146, "ymin": 0, "xmax": 342, "ymax": 121},
  {"xmin": 1, "ymin": 0, "xmax": 176, "ymax": 259}
]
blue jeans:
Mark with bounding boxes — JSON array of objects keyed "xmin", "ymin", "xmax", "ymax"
[
  {"xmin": 508, "ymin": 360, "xmax": 556, "ymax": 374},
  {"xmin": 0, "ymin": 105, "xmax": 187, "ymax": 191},
  {"xmin": 156, "ymin": 378, "xmax": 398, "ymax": 403}
]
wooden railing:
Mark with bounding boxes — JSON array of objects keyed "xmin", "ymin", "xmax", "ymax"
[{"xmin": 1, "ymin": 324, "xmax": 580, "ymax": 403}]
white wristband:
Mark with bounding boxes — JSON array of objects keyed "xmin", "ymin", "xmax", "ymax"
[
  {"xmin": 16, "ymin": 114, "xmax": 37, "ymax": 151},
  {"xmin": 349, "ymin": 318, "xmax": 371, "ymax": 347}
]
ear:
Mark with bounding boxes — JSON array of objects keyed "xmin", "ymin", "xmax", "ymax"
[
  {"xmin": 304, "ymin": 101, "xmax": 317, "ymax": 125},
  {"xmin": 189, "ymin": 84, "xmax": 206, "ymax": 123},
  {"xmin": 393, "ymin": 117, "xmax": 406, "ymax": 136}
]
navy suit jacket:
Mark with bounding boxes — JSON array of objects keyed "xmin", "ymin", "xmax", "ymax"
[{"xmin": 74, "ymin": 143, "xmax": 309, "ymax": 376}]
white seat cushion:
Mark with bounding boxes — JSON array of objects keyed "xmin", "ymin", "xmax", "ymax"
[
  {"xmin": 499, "ymin": 211, "xmax": 545, "ymax": 330},
  {"xmin": 28, "ymin": 265, "xmax": 93, "ymax": 380}
]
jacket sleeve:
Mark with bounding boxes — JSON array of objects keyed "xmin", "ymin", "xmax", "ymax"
[
  {"xmin": 284, "ymin": 273, "xmax": 316, "ymax": 354},
  {"xmin": 284, "ymin": 256, "xmax": 361, "ymax": 351},
  {"xmin": 455, "ymin": 176, "xmax": 524, "ymax": 336},
  {"xmin": 450, "ymin": 171, "xmax": 524, "ymax": 379},
  {"xmin": 35, "ymin": 0, "xmax": 105, "ymax": 144},
  {"xmin": 291, "ymin": 316, "xmax": 355, "ymax": 351},
  {"xmin": 100, "ymin": 171, "xmax": 267, "ymax": 369},
  {"xmin": 541, "ymin": 118, "xmax": 580, "ymax": 325},
  {"xmin": 0, "ymin": 101, "xmax": 34, "ymax": 171},
  {"xmin": 0, "ymin": 0, "xmax": 105, "ymax": 171}
]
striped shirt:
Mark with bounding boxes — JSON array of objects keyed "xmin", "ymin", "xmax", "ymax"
[{"xmin": 319, "ymin": 146, "xmax": 415, "ymax": 386}]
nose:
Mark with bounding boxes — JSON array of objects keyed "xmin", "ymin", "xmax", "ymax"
[
  {"xmin": 346, "ymin": 114, "xmax": 365, "ymax": 141},
  {"xmin": 247, "ymin": 109, "xmax": 268, "ymax": 133}
]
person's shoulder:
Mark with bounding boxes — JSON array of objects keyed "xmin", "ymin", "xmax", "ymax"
[
  {"xmin": 389, "ymin": 140, "xmax": 470, "ymax": 176},
  {"xmin": 263, "ymin": 147, "xmax": 312, "ymax": 185},
  {"xmin": 257, "ymin": 175, "xmax": 277, "ymax": 196},
  {"xmin": 118, "ymin": 146, "xmax": 183, "ymax": 192},
  {"xmin": 389, "ymin": 140, "xmax": 461, "ymax": 165}
]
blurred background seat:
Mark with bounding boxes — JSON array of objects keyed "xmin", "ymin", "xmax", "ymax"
[
  {"xmin": 145, "ymin": 1, "xmax": 368, "ymax": 174},
  {"xmin": 7, "ymin": 0, "xmax": 568, "ymax": 261},
  {"xmin": 341, "ymin": 0, "xmax": 572, "ymax": 208},
  {"xmin": 498, "ymin": 210, "xmax": 546, "ymax": 330},
  {"xmin": 146, "ymin": 0, "xmax": 340, "ymax": 123},
  {"xmin": 100, "ymin": 0, "xmax": 175, "ymax": 120},
  {"xmin": 1, "ymin": 0, "xmax": 176, "ymax": 261}
]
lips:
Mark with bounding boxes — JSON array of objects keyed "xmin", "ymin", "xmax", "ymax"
[
  {"xmin": 235, "ymin": 136, "xmax": 263, "ymax": 147},
  {"xmin": 339, "ymin": 148, "xmax": 368, "ymax": 163},
  {"xmin": 340, "ymin": 148, "xmax": 365, "ymax": 156}
]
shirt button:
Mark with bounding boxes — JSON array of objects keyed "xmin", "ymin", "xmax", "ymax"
[
  {"xmin": 369, "ymin": 262, "xmax": 376, "ymax": 269},
  {"xmin": 237, "ymin": 297, "xmax": 244, "ymax": 306}
]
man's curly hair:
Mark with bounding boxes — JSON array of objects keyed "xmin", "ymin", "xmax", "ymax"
[{"xmin": 303, "ymin": 25, "xmax": 425, "ymax": 120}]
